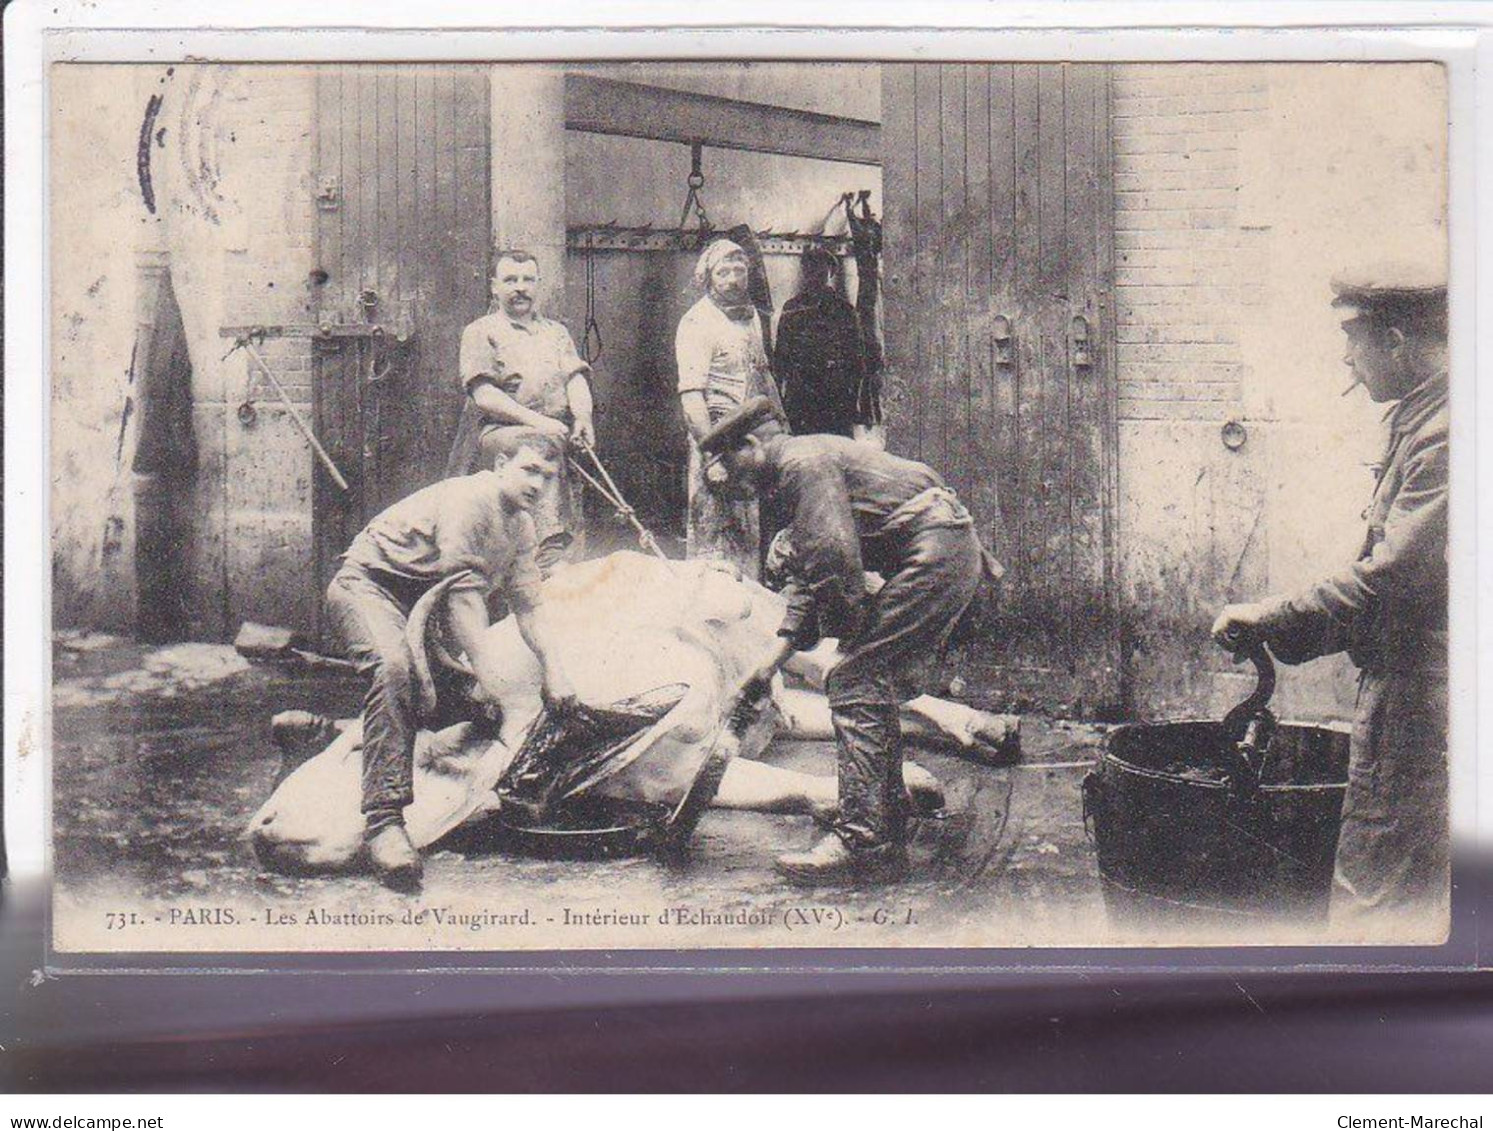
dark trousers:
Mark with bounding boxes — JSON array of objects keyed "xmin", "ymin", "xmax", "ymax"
[
  {"xmin": 1332, "ymin": 666, "xmax": 1449, "ymax": 926},
  {"xmin": 325, "ymin": 565, "xmax": 432, "ymax": 823},
  {"xmin": 824, "ymin": 524, "xmax": 984, "ymax": 849}
]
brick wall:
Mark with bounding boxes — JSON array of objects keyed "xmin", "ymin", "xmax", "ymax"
[
  {"xmin": 220, "ymin": 69, "xmax": 318, "ymax": 405},
  {"xmin": 1109, "ymin": 65, "xmax": 1281, "ymax": 718},
  {"xmin": 48, "ymin": 64, "xmax": 320, "ymax": 638},
  {"xmin": 1112, "ymin": 65, "xmax": 1269, "ymax": 425},
  {"xmin": 1107, "ymin": 63, "xmax": 1443, "ymax": 722}
]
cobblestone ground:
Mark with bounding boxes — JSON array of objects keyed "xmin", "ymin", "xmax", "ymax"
[{"xmin": 51, "ymin": 632, "xmax": 1113, "ymax": 949}]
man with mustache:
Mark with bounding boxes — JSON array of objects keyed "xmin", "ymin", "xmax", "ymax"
[
  {"xmin": 675, "ymin": 239, "xmax": 786, "ymax": 578},
  {"xmin": 447, "ymin": 250, "xmax": 595, "ymax": 575},
  {"xmin": 327, "ymin": 443, "xmax": 577, "ymax": 891}
]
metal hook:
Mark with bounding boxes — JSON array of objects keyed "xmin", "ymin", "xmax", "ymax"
[{"xmin": 678, "ymin": 141, "xmax": 712, "ymax": 234}]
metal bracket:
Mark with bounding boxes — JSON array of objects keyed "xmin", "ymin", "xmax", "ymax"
[
  {"xmin": 221, "ymin": 333, "xmax": 351, "ymax": 492},
  {"xmin": 567, "ymin": 224, "xmax": 854, "ymax": 257},
  {"xmin": 992, "ymin": 314, "xmax": 1015, "ymax": 368},
  {"xmin": 1070, "ymin": 315, "xmax": 1093, "ymax": 370},
  {"xmin": 218, "ymin": 318, "xmax": 415, "ymax": 347}
]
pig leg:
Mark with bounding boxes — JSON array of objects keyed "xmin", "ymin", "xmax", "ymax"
[
  {"xmin": 713, "ymin": 757, "xmax": 836, "ymax": 816},
  {"xmin": 775, "ymin": 684, "xmax": 1020, "ymax": 762},
  {"xmin": 713, "ymin": 757, "xmax": 944, "ymax": 820}
]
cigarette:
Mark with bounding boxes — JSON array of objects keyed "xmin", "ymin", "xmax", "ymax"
[{"xmin": 1340, "ymin": 378, "xmax": 1363, "ymax": 397}]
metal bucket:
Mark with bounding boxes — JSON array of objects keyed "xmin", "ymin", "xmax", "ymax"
[{"xmin": 1083, "ymin": 648, "xmax": 1350, "ymax": 925}]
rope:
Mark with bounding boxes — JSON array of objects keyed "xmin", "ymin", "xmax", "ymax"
[
  {"xmin": 567, "ymin": 441, "xmax": 672, "ymax": 564},
  {"xmin": 581, "ymin": 242, "xmax": 603, "ymax": 364}
]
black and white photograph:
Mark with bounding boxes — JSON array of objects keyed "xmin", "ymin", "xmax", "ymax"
[{"xmin": 45, "ymin": 57, "xmax": 1453, "ymax": 952}]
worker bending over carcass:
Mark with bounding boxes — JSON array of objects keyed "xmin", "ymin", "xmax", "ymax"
[
  {"xmin": 763, "ymin": 531, "xmax": 1019, "ymax": 763},
  {"xmin": 699, "ymin": 396, "xmax": 1010, "ymax": 883},
  {"xmin": 326, "ymin": 442, "xmax": 576, "ymax": 891}
]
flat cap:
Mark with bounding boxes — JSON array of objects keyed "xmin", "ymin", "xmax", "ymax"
[
  {"xmin": 1330, "ymin": 259, "xmax": 1446, "ymax": 311},
  {"xmin": 698, "ymin": 396, "xmax": 784, "ymax": 459}
]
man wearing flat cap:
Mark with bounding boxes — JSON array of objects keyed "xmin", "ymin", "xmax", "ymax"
[
  {"xmin": 700, "ymin": 396, "xmax": 1005, "ymax": 883},
  {"xmin": 1212, "ymin": 262, "xmax": 1449, "ymax": 931}
]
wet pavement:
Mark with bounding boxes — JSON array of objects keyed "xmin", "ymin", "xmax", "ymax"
[{"xmin": 51, "ymin": 631, "xmax": 1114, "ymax": 950}]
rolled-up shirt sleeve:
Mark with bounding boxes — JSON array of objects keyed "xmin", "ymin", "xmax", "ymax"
[
  {"xmin": 675, "ymin": 308, "xmax": 714, "ymax": 395},
  {"xmin": 459, "ymin": 321, "xmax": 504, "ymax": 395},
  {"xmin": 1259, "ymin": 427, "xmax": 1448, "ymax": 654},
  {"xmin": 555, "ymin": 324, "xmax": 593, "ymax": 385}
]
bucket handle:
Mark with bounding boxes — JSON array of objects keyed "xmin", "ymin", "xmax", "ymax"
[
  {"xmin": 1220, "ymin": 642, "xmax": 1278, "ymax": 792},
  {"xmin": 1221, "ymin": 642, "xmax": 1276, "ymax": 731}
]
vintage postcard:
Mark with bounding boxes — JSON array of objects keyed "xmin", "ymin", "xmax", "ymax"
[{"xmin": 45, "ymin": 55, "xmax": 1454, "ymax": 953}]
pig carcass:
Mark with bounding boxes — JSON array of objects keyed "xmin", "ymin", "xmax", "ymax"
[{"xmin": 247, "ymin": 552, "xmax": 1015, "ymax": 874}]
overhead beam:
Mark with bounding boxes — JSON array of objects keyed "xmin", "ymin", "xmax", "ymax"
[{"xmin": 563, "ymin": 74, "xmax": 882, "ymax": 167}]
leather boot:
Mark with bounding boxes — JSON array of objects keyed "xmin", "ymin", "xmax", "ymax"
[
  {"xmin": 366, "ymin": 823, "xmax": 423, "ymax": 893},
  {"xmin": 810, "ymin": 762, "xmax": 945, "ymax": 828},
  {"xmin": 776, "ymin": 833, "xmax": 908, "ymax": 885}
]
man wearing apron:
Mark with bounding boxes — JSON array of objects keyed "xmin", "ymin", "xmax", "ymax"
[
  {"xmin": 675, "ymin": 239, "xmax": 786, "ymax": 578},
  {"xmin": 446, "ymin": 250, "xmax": 594, "ymax": 575},
  {"xmin": 700, "ymin": 397, "xmax": 1002, "ymax": 883}
]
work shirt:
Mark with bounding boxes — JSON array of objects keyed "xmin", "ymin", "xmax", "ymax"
[
  {"xmin": 758, "ymin": 433, "xmax": 987, "ymax": 643},
  {"xmin": 459, "ymin": 311, "xmax": 590, "ymax": 422},
  {"xmin": 1260, "ymin": 371, "xmax": 1448, "ymax": 674},
  {"xmin": 341, "ymin": 470, "xmax": 543, "ymax": 612},
  {"xmin": 774, "ymin": 288, "xmax": 870, "ymax": 437},
  {"xmin": 675, "ymin": 295, "xmax": 777, "ymax": 422}
]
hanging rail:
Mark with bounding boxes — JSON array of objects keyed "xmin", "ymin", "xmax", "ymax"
[{"xmin": 566, "ymin": 225, "xmax": 857, "ymax": 257}]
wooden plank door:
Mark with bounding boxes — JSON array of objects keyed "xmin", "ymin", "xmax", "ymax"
[
  {"xmin": 312, "ymin": 65, "xmax": 491, "ymax": 632},
  {"xmin": 882, "ymin": 63, "xmax": 1119, "ymax": 717}
]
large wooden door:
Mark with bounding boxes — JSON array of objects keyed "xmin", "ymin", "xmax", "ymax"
[
  {"xmin": 882, "ymin": 63, "xmax": 1119, "ymax": 716},
  {"xmin": 311, "ymin": 66, "xmax": 492, "ymax": 631}
]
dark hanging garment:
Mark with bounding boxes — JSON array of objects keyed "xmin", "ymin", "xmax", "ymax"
[
  {"xmin": 846, "ymin": 200, "xmax": 885, "ymax": 426},
  {"xmin": 131, "ymin": 267, "xmax": 198, "ymax": 643},
  {"xmin": 774, "ymin": 289, "xmax": 868, "ymax": 438}
]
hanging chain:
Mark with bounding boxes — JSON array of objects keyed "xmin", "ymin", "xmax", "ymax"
[
  {"xmin": 677, "ymin": 142, "xmax": 712, "ymax": 235},
  {"xmin": 581, "ymin": 242, "xmax": 603, "ymax": 364}
]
